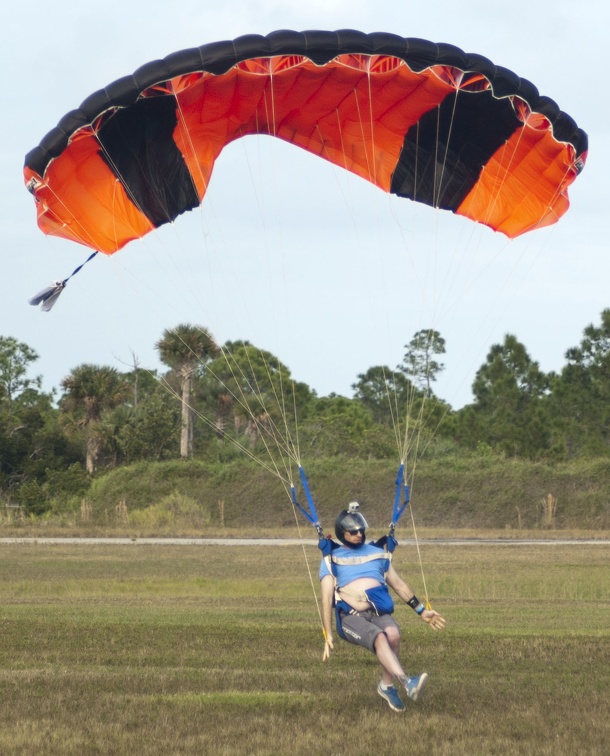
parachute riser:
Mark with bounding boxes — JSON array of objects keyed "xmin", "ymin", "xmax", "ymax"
[
  {"xmin": 291, "ymin": 466, "xmax": 324, "ymax": 539},
  {"xmin": 390, "ymin": 463, "xmax": 410, "ymax": 533}
]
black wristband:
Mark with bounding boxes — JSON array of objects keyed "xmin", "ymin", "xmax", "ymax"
[
  {"xmin": 406, "ymin": 595, "xmax": 420, "ymax": 610},
  {"xmin": 407, "ymin": 595, "xmax": 425, "ymax": 614}
]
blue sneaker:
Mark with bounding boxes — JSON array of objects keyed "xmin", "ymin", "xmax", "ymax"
[
  {"xmin": 377, "ymin": 682, "xmax": 406, "ymax": 712},
  {"xmin": 404, "ymin": 672, "xmax": 428, "ymax": 702}
]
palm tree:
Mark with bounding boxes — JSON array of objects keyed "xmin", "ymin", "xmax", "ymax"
[
  {"xmin": 60, "ymin": 364, "xmax": 129, "ymax": 473},
  {"xmin": 156, "ymin": 324, "xmax": 219, "ymax": 458}
]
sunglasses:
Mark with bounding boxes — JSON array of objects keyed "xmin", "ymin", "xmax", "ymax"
[{"xmin": 348, "ymin": 528, "xmax": 364, "ymax": 535}]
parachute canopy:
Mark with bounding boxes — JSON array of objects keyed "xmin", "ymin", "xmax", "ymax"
[{"xmin": 24, "ymin": 30, "xmax": 587, "ymax": 254}]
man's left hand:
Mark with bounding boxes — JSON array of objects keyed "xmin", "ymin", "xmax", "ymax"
[{"xmin": 421, "ymin": 609, "xmax": 446, "ymax": 630}]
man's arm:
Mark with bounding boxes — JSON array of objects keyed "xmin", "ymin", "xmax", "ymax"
[
  {"xmin": 385, "ymin": 564, "xmax": 446, "ymax": 631},
  {"xmin": 320, "ymin": 574, "xmax": 335, "ymax": 660}
]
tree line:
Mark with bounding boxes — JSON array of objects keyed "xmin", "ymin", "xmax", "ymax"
[{"xmin": 2, "ymin": 309, "xmax": 610, "ymax": 515}]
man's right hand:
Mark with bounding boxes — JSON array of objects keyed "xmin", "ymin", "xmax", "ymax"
[{"xmin": 322, "ymin": 633, "xmax": 334, "ymax": 661}]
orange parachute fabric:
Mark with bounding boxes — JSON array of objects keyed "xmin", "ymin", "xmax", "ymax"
[{"xmin": 24, "ymin": 30, "xmax": 587, "ymax": 254}]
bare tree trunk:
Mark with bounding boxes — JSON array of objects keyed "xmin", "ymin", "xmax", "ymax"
[
  {"xmin": 180, "ymin": 370, "xmax": 194, "ymax": 458},
  {"xmin": 85, "ymin": 430, "xmax": 99, "ymax": 473}
]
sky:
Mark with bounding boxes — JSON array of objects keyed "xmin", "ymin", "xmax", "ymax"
[{"xmin": 2, "ymin": 0, "xmax": 608, "ymax": 410}]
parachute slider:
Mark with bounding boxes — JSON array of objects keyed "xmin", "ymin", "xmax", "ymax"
[
  {"xmin": 28, "ymin": 280, "xmax": 66, "ymax": 312},
  {"xmin": 28, "ymin": 251, "xmax": 98, "ymax": 311}
]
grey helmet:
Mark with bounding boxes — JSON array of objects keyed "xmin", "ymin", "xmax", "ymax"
[{"xmin": 335, "ymin": 501, "xmax": 368, "ymax": 545}]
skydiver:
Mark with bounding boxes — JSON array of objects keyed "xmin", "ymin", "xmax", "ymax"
[{"xmin": 319, "ymin": 503, "xmax": 446, "ymax": 712}]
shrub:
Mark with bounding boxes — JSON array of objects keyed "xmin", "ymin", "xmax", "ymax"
[{"xmin": 128, "ymin": 492, "xmax": 210, "ymax": 529}]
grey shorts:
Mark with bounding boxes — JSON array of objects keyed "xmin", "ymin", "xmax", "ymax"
[{"xmin": 339, "ymin": 609, "xmax": 399, "ymax": 652}]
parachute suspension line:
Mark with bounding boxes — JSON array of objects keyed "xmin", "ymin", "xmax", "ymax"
[
  {"xmin": 268, "ymin": 69, "xmax": 278, "ymax": 139},
  {"xmin": 315, "ymin": 117, "xmax": 363, "ymax": 237},
  {"xmin": 153, "ymin": 334, "xmax": 326, "ymax": 628},
  {"xmin": 412, "ymin": 120, "xmax": 421, "ymax": 203},
  {"xmin": 259, "ymin": 74, "xmax": 276, "ymax": 140},
  {"xmin": 322, "ymin": 85, "xmax": 429, "ymax": 486},
  {"xmin": 389, "ymin": 426, "xmax": 432, "ymax": 610},
  {"xmin": 232, "ymin": 77, "xmax": 298, "ymax": 462},
  {"xmin": 157, "ymin": 364, "xmax": 291, "ymax": 492},
  {"xmin": 333, "ymin": 109, "xmax": 350, "ymax": 173},
  {"xmin": 397, "ymin": 91, "xmax": 465, "ymax": 475},
  {"xmin": 480, "ymin": 136, "xmax": 523, "ymax": 232},
  {"xmin": 171, "ymin": 84, "xmax": 210, "ymax": 201},
  {"xmin": 140, "ymin": 88, "xmax": 304, "ymax": 483},
  {"xmin": 382, "ymin": 199, "xmax": 441, "ymax": 607},
  {"xmin": 320, "ymin": 99, "xmax": 432, "ymax": 512},
  {"xmin": 432, "ymin": 105, "xmax": 443, "ymax": 210},
  {"xmin": 226, "ymin": 342, "xmax": 297, "ymax": 461},
  {"xmin": 287, "ymin": 465, "xmax": 326, "ymax": 634},
  {"xmin": 478, "ymin": 116, "xmax": 571, "ymax": 237},
  {"xmin": 204, "ymin": 84, "xmax": 324, "ymax": 632},
  {"xmin": 351, "ymin": 87, "xmax": 375, "ymax": 186},
  {"xmin": 408, "ymin": 500, "xmax": 432, "ymax": 609},
  {"xmin": 365, "ymin": 67, "xmax": 377, "ymax": 187},
  {"xmin": 93, "ymin": 140, "xmax": 158, "ymax": 237},
  {"xmin": 221, "ymin": 89, "xmax": 328, "ymax": 633},
  {"xmin": 93, "ymin": 136, "xmax": 214, "ymax": 315},
  {"xmin": 380, "ymin": 366, "xmax": 407, "ymax": 454},
  {"xmin": 155, "ymin": 326, "xmax": 299, "ymax": 486},
  {"xmin": 393, "ymin": 399, "xmax": 435, "ymax": 610},
  {"xmin": 152, "ymin": 339, "xmax": 322, "ymax": 637},
  {"xmin": 543, "ymin": 165, "xmax": 577, "ymax": 226},
  {"xmin": 290, "ymin": 382, "xmax": 302, "ymax": 465},
  {"xmin": 239, "ymin": 102, "xmax": 326, "ymax": 622},
  {"xmin": 95, "ymin": 114, "xmax": 216, "ymax": 321},
  {"xmin": 217, "ymin": 342, "xmax": 301, "ymax": 474},
  {"xmin": 432, "ymin": 92, "xmax": 531, "ymax": 323},
  {"xmin": 235, "ymin": 329, "xmax": 301, "ymax": 467},
  {"xmin": 359, "ymin": 71, "xmax": 434, "ymax": 487},
  {"xmin": 433, "ymin": 88, "xmax": 460, "ymax": 210},
  {"xmin": 155, "ymin": 371, "xmax": 293, "ymax": 484},
  {"xmin": 204, "ymin": 347, "xmax": 299, "ymax": 477},
  {"xmin": 148, "ymin": 85, "xmax": 306, "ymax": 503},
  {"xmin": 28, "ymin": 178, "xmax": 110, "ymax": 253},
  {"xmin": 288, "ymin": 464, "xmax": 328, "ymax": 639},
  {"xmin": 110, "ymin": 179, "xmax": 122, "ymax": 254}
]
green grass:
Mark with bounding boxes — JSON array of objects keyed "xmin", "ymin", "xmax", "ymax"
[
  {"xmin": 6, "ymin": 454, "xmax": 609, "ymax": 530},
  {"xmin": 0, "ymin": 543, "xmax": 608, "ymax": 754}
]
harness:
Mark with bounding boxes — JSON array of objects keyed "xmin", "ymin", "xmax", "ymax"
[{"xmin": 319, "ymin": 539, "xmax": 397, "ymax": 639}]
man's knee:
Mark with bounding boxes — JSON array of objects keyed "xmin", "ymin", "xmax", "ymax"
[
  {"xmin": 373, "ymin": 631, "xmax": 389, "ymax": 652},
  {"xmin": 372, "ymin": 617, "xmax": 401, "ymax": 649},
  {"xmin": 374, "ymin": 627, "xmax": 399, "ymax": 650},
  {"xmin": 383, "ymin": 625, "xmax": 401, "ymax": 648}
]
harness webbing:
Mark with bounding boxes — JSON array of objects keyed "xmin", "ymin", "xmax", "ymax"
[
  {"xmin": 390, "ymin": 462, "xmax": 410, "ymax": 538},
  {"xmin": 290, "ymin": 465, "xmax": 324, "ymax": 538},
  {"xmin": 320, "ymin": 541, "xmax": 394, "ymax": 640}
]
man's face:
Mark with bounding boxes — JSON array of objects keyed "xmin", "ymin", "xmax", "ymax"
[{"xmin": 343, "ymin": 528, "xmax": 364, "ymax": 546}]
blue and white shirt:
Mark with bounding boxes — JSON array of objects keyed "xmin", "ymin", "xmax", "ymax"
[{"xmin": 319, "ymin": 542, "xmax": 390, "ymax": 588}]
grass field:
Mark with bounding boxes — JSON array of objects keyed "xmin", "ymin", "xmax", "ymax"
[{"xmin": 0, "ymin": 540, "xmax": 608, "ymax": 755}]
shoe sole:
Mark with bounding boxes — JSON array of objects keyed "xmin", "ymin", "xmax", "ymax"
[
  {"xmin": 377, "ymin": 686, "xmax": 406, "ymax": 712},
  {"xmin": 407, "ymin": 672, "xmax": 429, "ymax": 702}
]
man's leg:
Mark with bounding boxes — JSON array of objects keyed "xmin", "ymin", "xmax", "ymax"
[
  {"xmin": 374, "ymin": 621, "xmax": 429, "ymax": 702},
  {"xmin": 374, "ymin": 627, "xmax": 405, "ymax": 686}
]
